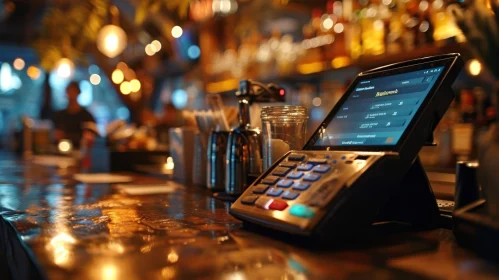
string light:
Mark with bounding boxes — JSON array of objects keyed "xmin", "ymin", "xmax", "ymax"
[
  {"xmin": 322, "ymin": 17, "xmax": 334, "ymax": 30},
  {"xmin": 130, "ymin": 79, "xmax": 141, "ymax": 92},
  {"xmin": 55, "ymin": 58, "xmax": 74, "ymax": 79},
  {"xmin": 151, "ymin": 40, "xmax": 162, "ymax": 51},
  {"xmin": 58, "ymin": 140, "xmax": 72, "ymax": 153},
  {"xmin": 13, "ymin": 58, "xmax": 25, "ymax": 70},
  {"xmin": 467, "ymin": 59, "xmax": 482, "ymax": 76},
  {"xmin": 145, "ymin": 44, "xmax": 155, "ymax": 56},
  {"xmin": 27, "ymin": 66, "xmax": 41, "ymax": 80},
  {"xmin": 111, "ymin": 69, "xmax": 124, "ymax": 84},
  {"xmin": 171, "ymin": 26, "xmax": 183, "ymax": 38},
  {"xmin": 89, "ymin": 74, "xmax": 101, "ymax": 85},
  {"xmin": 333, "ymin": 23, "xmax": 344, "ymax": 33},
  {"xmin": 212, "ymin": 0, "xmax": 238, "ymax": 14},
  {"xmin": 419, "ymin": 1, "xmax": 429, "ymax": 11},
  {"xmin": 312, "ymin": 97, "xmax": 322, "ymax": 107},
  {"xmin": 419, "ymin": 21, "xmax": 430, "ymax": 32},
  {"xmin": 120, "ymin": 81, "xmax": 131, "ymax": 95}
]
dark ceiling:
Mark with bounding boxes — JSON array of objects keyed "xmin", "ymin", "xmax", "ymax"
[{"xmin": 0, "ymin": 0, "xmax": 47, "ymax": 45}]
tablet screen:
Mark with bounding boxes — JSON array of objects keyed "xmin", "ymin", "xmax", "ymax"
[{"xmin": 314, "ymin": 66, "xmax": 445, "ymax": 146}]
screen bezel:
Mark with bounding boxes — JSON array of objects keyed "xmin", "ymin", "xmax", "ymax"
[{"xmin": 304, "ymin": 56, "xmax": 458, "ymax": 152}]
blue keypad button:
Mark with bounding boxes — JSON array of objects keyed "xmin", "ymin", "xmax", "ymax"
[
  {"xmin": 289, "ymin": 204, "xmax": 315, "ymax": 218},
  {"xmin": 341, "ymin": 156, "xmax": 346, "ymax": 160},
  {"xmin": 272, "ymin": 167, "xmax": 291, "ymax": 177},
  {"xmin": 332, "ymin": 159, "xmax": 338, "ymax": 164},
  {"xmin": 288, "ymin": 153, "xmax": 306, "ymax": 161},
  {"xmin": 279, "ymin": 162, "xmax": 297, "ymax": 169},
  {"xmin": 308, "ymin": 158, "xmax": 328, "ymax": 164},
  {"xmin": 261, "ymin": 176, "xmax": 279, "ymax": 185},
  {"xmin": 282, "ymin": 191, "xmax": 300, "ymax": 200},
  {"xmin": 267, "ymin": 187, "xmax": 283, "ymax": 197},
  {"xmin": 277, "ymin": 179, "xmax": 293, "ymax": 188},
  {"xmin": 303, "ymin": 173, "xmax": 321, "ymax": 182},
  {"xmin": 297, "ymin": 164, "xmax": 313, "ymax": 171},
  {"xmin": 292, "ymin": 182, "xmax": 311, "ymax": 191},
  {"xmin": 253, "ymin": 184, "xmax": 269, "ymax": 194},
  {"xmin": 287, "ymin": 171, "xmax": 304, "ymax": 179},
  {"xmin": 313, "ymin": 165, "xmax": 331, "ymax": 173}
]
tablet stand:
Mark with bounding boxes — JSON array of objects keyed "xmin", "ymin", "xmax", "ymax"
[
  {"xmin": 375, "ymin": 157, "xmax": 440, "ymax": 228},
  {"xmin": 375, "ymin": 85, "xmax": 455, "ymax": 228}
]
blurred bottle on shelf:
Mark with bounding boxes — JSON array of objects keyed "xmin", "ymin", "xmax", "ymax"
[{"xmin": 359, "ymin": 3, "xmax": 386, "ymax": 56}]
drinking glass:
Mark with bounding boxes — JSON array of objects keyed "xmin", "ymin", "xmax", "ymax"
[{"xmin": 261, "ymin": 106, "xmax": 308, "ymax": 171}]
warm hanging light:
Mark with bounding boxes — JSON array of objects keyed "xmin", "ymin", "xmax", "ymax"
[
  {"xmin": 130, "ymin": 79, "xmax": 141, "ymax": 92},
  {"xmin": 120, "ymin": 81, "xmax": 131, "ymax": 95},
  {"xmin": 467, "ymin": 59, "xmax": 482, "ymax": 76},
  {"xmin": 96, "ymin": 6, "xmax": 127, "ymax": 58},
  {"xmin": 111, "ymin": 69, "xmax": 124, "ymax": 84},
  {"xmin": 27, "ymin": 66, "xmax": 41, "ymax": 80},
  {"xmin": 55, "ymin": 58, "xmax": 75, "ymax": 79},
  {"xmin": 97, "ymin": 25, "xmax": 127, "ymax": 58}
]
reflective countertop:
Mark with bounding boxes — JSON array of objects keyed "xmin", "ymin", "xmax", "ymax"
[{"xmin": 0, "ymin": 153, "xmax": 498, "ymax": 280}]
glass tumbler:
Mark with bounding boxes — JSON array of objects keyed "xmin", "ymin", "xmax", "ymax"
[{"xmin": 261, "ymin": 106, "xmax": 309, "ymax": 171}]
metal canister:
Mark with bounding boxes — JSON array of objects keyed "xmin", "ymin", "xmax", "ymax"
[
  {"xmin": 455, "ymin": 161, "xmax": 480, "ymax": 209},
  {"xmin": 206, "ymin": 130, "xmax": 230, "ymax": 191}
]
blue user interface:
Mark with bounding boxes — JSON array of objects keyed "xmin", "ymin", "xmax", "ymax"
[{"xmin": 315, "ymin": 66, "xmax": 445, "ymax": 146}]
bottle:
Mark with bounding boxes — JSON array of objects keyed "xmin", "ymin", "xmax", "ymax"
[{"xmin": 332, "ymin": 1, "xmax": 349, "ymax": 58}]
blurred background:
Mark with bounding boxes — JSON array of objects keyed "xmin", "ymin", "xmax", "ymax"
[{"xmin": 0, "ymin": 0, "xmax": 495, "ymax": 171}]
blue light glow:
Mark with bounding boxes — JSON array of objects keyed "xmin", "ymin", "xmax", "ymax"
[
  {"xmin": 172, "ymin": 89, "xmax": 188, "ymax": 108},
  {"xmin": 78, "ymin": 80, "xmax": 93, "ymax": 106},
  {"xmin": 116, "ymin": 106, "xmax": 130, "ymax": 120},
  {"xmin": 187, "ymin": 45, "xmax": 201, "ymax": 59},
  {"xmin": 88, "ymin": 64, "xmax": 100, "ymax": 75},
  {"xmin": 0, "ymin": 63, "xmax": 22, "ymax": 94}
]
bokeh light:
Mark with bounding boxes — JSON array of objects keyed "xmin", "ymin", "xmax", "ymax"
[
  {"xmin": 96, "ymin": 25, "xmax": 127, "ymax": 58},
  {"xmin": 112, "ymin": 69, "xmax": 124, "ymax": 84},
  {"xmin": 13, "ymin": 58, "xmax": 25, "ymax": 70},
  {"xmin": 172, "ymin": 89, "xmax": 188, "ymax": 108},
  {"xmin": 89, "ymin": 74, "xmax": 101, "ymax": 85},
  {"xmin": 467, "ymin": 59, "xmax": 482, "ymax": 76},
  {"xmin": 130, "ymin": 79, "xmax": 141, "ymax": 92},
  {"xmin": 120, "ymin": 81, "xmax": 131, "ymax": 95},
  {"xmin": 151, "ymin": 40, "xmax": 162, "ymax": 51},
  {"xmin": 55, "ymin": 58, "xmax": 74, "ymax": 79},
  {"xmin": 171, "ymin": 26, "xmax": 183, "ymax": 38},
  {"xmin": 27, "ymin": 66, "xmax": 41, "ymax": 80},
  {"xmin": 187, "ymin": 45, "xmax": 201, "ymax": 59},
  {"xmin": 145, "ymin": 44, "xmax": 155, "ymax": 56}
]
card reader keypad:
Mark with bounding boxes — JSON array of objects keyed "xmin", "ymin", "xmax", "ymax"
[{"xmin": 236, "ymin": 151, "xmax": 379, "ymax": 230}]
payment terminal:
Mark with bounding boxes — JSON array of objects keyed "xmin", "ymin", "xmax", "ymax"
[{"xmin": 230, "ymin": 54, "xmax": 464, "ymax": 239}]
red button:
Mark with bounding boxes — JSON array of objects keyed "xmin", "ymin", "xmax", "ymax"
[{"xmin": 268, "ymin": 200, "xmax": 288, "ymax": 211}]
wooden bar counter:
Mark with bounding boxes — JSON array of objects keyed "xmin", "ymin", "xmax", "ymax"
[{"xmin": 0, "ymin": 152, "xmax": 498, "ymax": 280}]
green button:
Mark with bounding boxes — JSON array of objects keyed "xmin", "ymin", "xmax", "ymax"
[{"xmin": 289, "ymin": 204, "xmax": 315, "ymax": 218}]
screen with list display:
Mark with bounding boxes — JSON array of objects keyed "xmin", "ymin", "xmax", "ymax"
[{"xmin": 315, "ymin": 66, "xmax": 445, "ymax": 146}]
